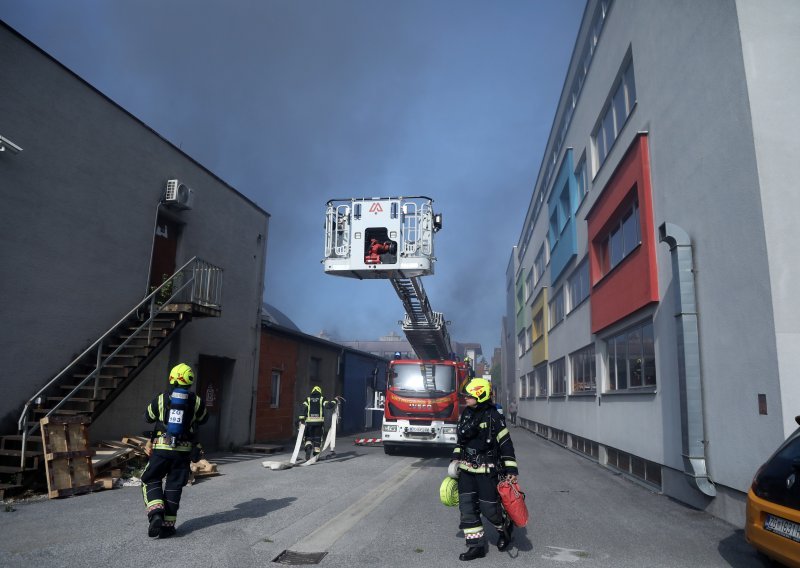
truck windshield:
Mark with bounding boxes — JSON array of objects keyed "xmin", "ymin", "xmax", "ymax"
[{"xmin": 390, "ymin": 364, "xmax": 455, "ymax": 393}]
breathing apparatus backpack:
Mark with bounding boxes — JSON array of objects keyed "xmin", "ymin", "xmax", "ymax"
[{"xmin": 165, "ymin": 388, "xmax": 191, "ymax": 446}]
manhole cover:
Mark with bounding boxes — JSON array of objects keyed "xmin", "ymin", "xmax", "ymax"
[{"xmin": 272, "ymin": 550, "xmax": 328, "ymax": 565}]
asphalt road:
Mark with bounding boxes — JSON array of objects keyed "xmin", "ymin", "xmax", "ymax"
[{"xmin": 0, "ymin": 425, "xmax": 769, "ymax": 567}]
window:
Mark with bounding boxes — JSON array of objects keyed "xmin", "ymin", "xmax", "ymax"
[
  {"xmin": 549, "ymin": 211, "xmax": 559, "ymax": 251},
  {"xmin": 532, "ymin": 310, "xmax": 544, "ymax": 342},
  {"xmin": 525, "ymin": 326, "xmax": 532, "ymax": 352},
  {"xmin": 567, "ymin": 260, "xmax": 590, "ymax": 312},
  {"xmin": 592, "ymin": 56, "xmax": 637, "ymax": 171},
  {"xmin": 570, "ymin": 345, "xmax": 596, "ymax": 393},
  {"xmin": 309, "ymin": 357, "xmax": 321, "ymax": 383},
  {"xmin": 549, "ymin": 288, "xmax": 564, "ymax": 329},
  {"xmin": 607, "ymin": 201, "xmax": 641, "ymax": 271},
  {"xmin": 517, "ymin": 330, "xmax": 525, "ymax": 358},
  {"xmin": 575, "ymin": 156, "xmax": 588, "ymax": 204},
  {"xmin": 525, "ymin": 269, "xmax": 533, "ymax": 302},
  {"xmin": 607, "ymin": 321, "xmax": 656, "ymax": 391},
  {"xmin": 550, "ymin": 358, "xmax": 566, "ymax": 395},
  {"xmin": 533, "ymin": 246, "xmax": 546, "ymax": 286},
  {"xmin": 270, "ymin": 370, "xmax": 281, "ymax": 408},
  {"xmin": 535, "ymin": 365, "xmax": 548, "ymax": 397}
]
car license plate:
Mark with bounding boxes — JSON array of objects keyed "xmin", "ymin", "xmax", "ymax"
[
  {"xmin": 407, "ymin": 426, "xmax": 430, "ymax": 432},
  {"xmin": 764, "ymin": 514, "xmax": 800, "ymax": 543}
]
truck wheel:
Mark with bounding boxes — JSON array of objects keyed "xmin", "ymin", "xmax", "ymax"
[{"xmin": 384, "ymin": 444, "xmax": 397, "ymax": 455}]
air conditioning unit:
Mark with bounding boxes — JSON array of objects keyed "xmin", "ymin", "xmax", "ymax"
[{"xmin": 164, "ymin": 179, "xmax": 194, "ymax": 210}]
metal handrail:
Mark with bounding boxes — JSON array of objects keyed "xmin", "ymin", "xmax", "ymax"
[{"xmin": 17, "ymin": 256, "xmax": 223, "ymax": 468}]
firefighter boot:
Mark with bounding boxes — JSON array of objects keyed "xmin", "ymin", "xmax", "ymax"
[
  {"xmin": 459, "ymin": 545, "xmax": 486, "ymax": 561},
  {"xmin": 159, "ymin": 521, "xmax": 177, "ymax": 539},
  {"xmin": 305, "ymin": 444, "xmax": 312, "ymax": 461},
  {"xmin": 147, "ymin": 511, "xmax": 163, "ymax": 538},
  {"xmin": 497, "ymin": 519, "xmax": 514, "ymax": 551}
]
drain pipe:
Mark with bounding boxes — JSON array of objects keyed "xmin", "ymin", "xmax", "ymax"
[{"xmin": 658, "ymin": 222, "xmax": 716, "ymax": 497}]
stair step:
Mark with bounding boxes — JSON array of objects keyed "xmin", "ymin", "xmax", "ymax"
[
  {"xmin": 0, "ymin": 449, "xmax": 42, "ymax": 458},
  {"xmin": 104, "ymin": 346, "xmax": 150, "ymax": 357},
  {"xmin": 0, "ymin": 465, "xmax": 28, "ymax": 474},
  {"xmin": 46, "ymin": 396, "xmax": 102, "ymax": 404},
  {"xmin": 60, "ymin": 384, "xmax": 115, "ymax": 391},
  {"xmin": 32, "ymin": 409, "xmax": 90, "ymax": 416}
]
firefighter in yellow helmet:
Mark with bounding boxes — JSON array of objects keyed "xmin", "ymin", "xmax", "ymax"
[
  {"xmin": 141, "ymin": 363, "xmax": 208, "ymax": 538},
  {"xmin": 450, "ymin": 377, "xmax": 518, "ymax": 561},
  {"xmin": 298, "ymin": 385, "xmax": 336, "ymax": 461}
]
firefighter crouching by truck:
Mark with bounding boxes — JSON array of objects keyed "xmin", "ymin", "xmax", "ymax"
[
  {"xmin": 141, "ymin": 363, "xmax": 208, "ymax": 538},
  {"xmin": 450, "ymin": 377, "xmax": 518, "ymax": 561}
]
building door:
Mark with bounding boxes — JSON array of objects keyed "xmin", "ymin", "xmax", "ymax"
[
  {"xmin": 149, "ymin": 215, "xmax": 181, "ymax": 291},
  {"xmin": 197, "ymin": 355, "xmax": 234, "ymax": 452}
]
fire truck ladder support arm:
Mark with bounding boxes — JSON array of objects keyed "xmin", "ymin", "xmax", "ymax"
[{"xmin": 390, "ymin": 277, "xmax": 452, "ymax": 364}]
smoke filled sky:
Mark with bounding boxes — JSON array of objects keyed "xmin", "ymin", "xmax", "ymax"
[{"xmin": 0, "ymin": 1, "xmax": 585, "ymax": 358}]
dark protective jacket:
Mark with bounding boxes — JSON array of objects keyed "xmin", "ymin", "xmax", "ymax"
[
  {"xmin": 145, "ymin": 389, "xmax": 209, "ymax": 452},
  {"xmin": 451, "ymin": 402, "xmax": 518, "ymax": 475},
  {"xmin": 299, "ymin": 392, "xmax": 336, "ymax": 424}
]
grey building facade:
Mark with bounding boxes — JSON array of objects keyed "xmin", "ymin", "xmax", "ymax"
[
  {"xmin": 505, "ymin": 0, "xmax": 800, "ymax": 526},
  {"xmin": 0, "ymin": 23, "xmax": 269, "ymax": 452}
]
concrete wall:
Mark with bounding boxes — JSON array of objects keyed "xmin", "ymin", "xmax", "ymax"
[
  {"xmin": 735, "ymin": 0, "xmax": 800, "ymax": 438},
  {"xmin": 0, "ymin": 24, "xmax": 268, "ymax": 449}
]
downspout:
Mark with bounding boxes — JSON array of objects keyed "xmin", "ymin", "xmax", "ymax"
[{"xmin": 658, "ymin": 223, "xmax": 716, "ymax": 497}]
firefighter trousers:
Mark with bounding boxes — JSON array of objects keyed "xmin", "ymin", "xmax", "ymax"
[
  {"xmin": 141, "ymin": 449, "xmax": 191, "ymax": 525},
  {"xmin": 304, "ymin": 422, "xmax": 325, "ymax": 453},
  {"xmin": 457, "ymin": 469, "xmax": 504, "ymax": 548}
]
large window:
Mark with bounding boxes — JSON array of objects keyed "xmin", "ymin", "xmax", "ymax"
[
  {"xmin": 570, "ymin": 345, "xmax": 596, "ymax": 393},
  {"xmin": 550, "ymin": 358, "xmax": 566, "ymax": 395},
  {"xmin": 533, "ymin": 245, "xmax": 546, "ymax": 285},
  {"xmin": 525, "ymin": 269, "xmax": 533, "ymax": 302},
  {"xmin": 517, "ymin": 329, "xmax": 525, "ymax": 358},
  {"xmin": 575, "ymin": 155, "xmax": 588, "ymax": 204},
  {"xmin": 525, "ymin": 326, "xmax": 532, "ymax": 352},
  {"xmin": 535, "ymin": 365, "xmax": 548, "ymax": 397},
  {"xmin": 549, "ymin": 288, "xmax": 565, "ymax": 329},
  {"xmin": 593, "ymin": 56, "xmax": 637, "ymax": 171},
  {"xmin": 519, "ymin": 375, "xmax": 528, "ymax": 399},
  {"xmin": 607, "ymin": 201, "xmax": 641, "ymax": 270},
  {"xmin": 532, "ymin": 310, "xmax": 545, "ymax": 342},
  {"xmin": 270, "ymin": 370, "xmax": 281, "ymax": 408},
  {"xmin": 568, "ymin": 260, "xmax": 590, "ymax": 312},
  {"xmin": 607, "ymin": 321, "xmax": 656, "ymax": 391}
]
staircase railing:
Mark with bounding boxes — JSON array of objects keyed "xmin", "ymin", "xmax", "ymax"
[{"xmin": 17, "ymin": 256, "xmax": 223, "ymax": 469}]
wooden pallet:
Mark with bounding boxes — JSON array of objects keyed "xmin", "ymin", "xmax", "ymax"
[
  {"xmin": 40, "ymin": 416, "xmax": 101, "ymax": 498},
  {"xmin": 239, "ymin": 443, "xmax": 285, "ymax": 454}
]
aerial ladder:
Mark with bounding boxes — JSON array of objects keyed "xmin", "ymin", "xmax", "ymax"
[{"xmin": 323, "ymin": 196, "xmax": 467, "ymax": 451}]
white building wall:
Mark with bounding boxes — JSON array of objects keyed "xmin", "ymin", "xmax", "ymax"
[{"xmin": 506, "ymin": 0, "xmax": 800, "ymax": 526}]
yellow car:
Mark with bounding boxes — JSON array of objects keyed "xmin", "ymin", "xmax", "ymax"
[{"xmin": 746, "ymin": 417, "xmax": 800, "ymax": 567}]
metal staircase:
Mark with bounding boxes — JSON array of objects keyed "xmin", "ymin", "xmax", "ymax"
[
  {"xmin": 390, "ymin": 277, "xmax": 452, "ymax": 364},
  {"xmin": 0, "ymin": 257, "xmax": 223, "ymax": 495}
]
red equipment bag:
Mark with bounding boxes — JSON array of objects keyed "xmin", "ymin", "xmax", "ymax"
[{"xmin": 497, "ymin": 478, "xmax": 529, "ymax": 527}]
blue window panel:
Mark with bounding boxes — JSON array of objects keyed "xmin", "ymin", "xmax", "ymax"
[{"xmin": 548, "ymin": 149, "xmax": 578, "ymax": 282}]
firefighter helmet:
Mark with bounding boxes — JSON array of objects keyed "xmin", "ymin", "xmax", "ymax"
[
  {"xmin": 311, "ymin": 385, "xmax": 322, "ymax": 395},
  {"xmin": 168, "ymin": 363, "xmax": 194, "ymax": 387},
  {"xmin": 440, "ymin": 476, "xmax": 459, "ymax": 507},
  {"xmin": 463, "ymin": 378, "xmax": 491, "ymax": 403}
]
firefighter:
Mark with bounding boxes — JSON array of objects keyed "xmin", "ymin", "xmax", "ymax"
[
  {"xmin": 298, "ymin": 386, "xmax": 335, "ymax": 461},
  {"xmin": 450, "ymin": 377, "xmax": 518, "ymax": 561},
  {"xmin": 141, "ymin": 363, "xmax": 208, "ymax": 538}
]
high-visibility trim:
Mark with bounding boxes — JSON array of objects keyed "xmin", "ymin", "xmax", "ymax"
[
  {"xmin": 496, "ymin": 428, "xmax": 509, "ymax": 441},
  {"xmin": 158, "ymin": 395, "xmax": 165, "ymax": 421},
  {"xmin": 153, "ymin": 442, "xmax": 192, "ymax": 451},
  {"xmin": 458, "ymin": 462, "xmax": 495, "ymax": 474},
  {"xmin": 304, "ymin": 417, "xmax": 324, "ymax": 423},
  {"xmin": 504, "ymin": 460, "xmax": 518, "ymax": 468},
  {"xmin": 453, "ymin": 447, "xmax": 462, "ymax": 454},
  {"xmin": 164, "ymin": 515, "xmax": 177, "ymax": 522},
  {"xmin": 464, "ymin": 527, "xmax": 483, "ymax": 534}
]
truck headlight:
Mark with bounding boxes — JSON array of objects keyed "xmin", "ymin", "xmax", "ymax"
[
  {"xmin": 442, "ymin": 426, "xmax": 456, "ymax": 435},
  {"xmin": 383, "ymin": 425, "xmax": 397, "ymax": 432}
]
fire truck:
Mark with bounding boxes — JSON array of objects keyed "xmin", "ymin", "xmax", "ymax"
[{"xmin": 323, "ymin": 196, "xmax": 469, "ymax": 453}]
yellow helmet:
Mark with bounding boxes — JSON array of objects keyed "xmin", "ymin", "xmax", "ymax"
[
  {"xmin": 463, "ymin": 378, "xmax": 491, "ymax": 403},
  {"xmin": 311, "ymin": 385, "xmax": 322, "ymax": 395},
  {"xmin": 439, "ymin": 476, "xmax": 459, "ymax": 507},
  {"xmin": 169, "ymin": 363, "xmax": 194, "ymax": 387}
]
